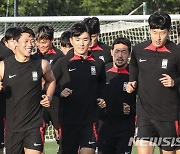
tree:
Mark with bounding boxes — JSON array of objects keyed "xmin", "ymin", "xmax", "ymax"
[{"xmin": 0, "ymin": 0, "xmax": 180, "ymax": 17}]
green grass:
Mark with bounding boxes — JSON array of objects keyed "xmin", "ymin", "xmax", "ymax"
[
  {"xmin": 44, "ymin": 141, "xmax": 58, "ymax": 154},
  {"xmin": 44, "ymin": 141, "xmax": 160, "ymax": 154}
]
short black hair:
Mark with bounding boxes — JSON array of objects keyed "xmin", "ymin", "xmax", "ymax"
[
  {"xmin": 60, "ymin": 31, "xmax": 72, "ymax": 47},
  {"xmin": 13, "ymin": 27, "xmax": 35, "ymax": 41},
  {"xmin": 82, "ymin": 17, "xmax": 100, "ymax": 34},
  {"xmin": 4, "ymin": 27, "xmax": 17, "ymax": 42},
  {"xmin": 112, "ymin": 37, "xmax": 131, "ymax": 53},
  {"xmin": 148, "ymin": 11, "xmax": 171, "ymax": 30},
  {"xmin": 35, "ymin": 25, "xmax": 54, "ymax": 41},
  {"xmin": 70, "ymin": 22, "xmax": 91, "ymax": 37}
]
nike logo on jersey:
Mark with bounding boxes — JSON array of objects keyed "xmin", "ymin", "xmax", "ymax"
[
  {"xmin": 9, "ymin": 74, "xmax": 16, "ymax": 79},
  {"xmin": 139, "ymin": 59, "xmax": 147, "ymax": 62},
  {"xmin": 34, "ymin": 143, "xmax": 41, "ymax": 146},
  {"xmin": 68, "ymin": 68, "xmax": 76, "ymax": 72},
  {"xmin": 88, "ymin": 141, "xmax": 96, "ymax": 144},
  {"xmin": 99, "ymin": 56, "xmax": 105, "ymax": 62},
  {"xmin": 49, "ymin": 59, "xmax": 53, "ymax": 64}
]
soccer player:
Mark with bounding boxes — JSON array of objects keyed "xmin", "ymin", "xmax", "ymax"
[
  {"xmin": 53, "ymin": 22, "xmax": 106, "ymax": 154},
  {"xmin": 83, "ymin": 17, "xmax": 112, "ymax": 64},
  {"xmin": 0, "ymin": 27, "xmax": 17, "ymax": 154},
  {"xmin": 35, "ymin": 25, "xmax": 64, "ymax": 144},
  {"xmin": 126, "ymin": 11, "xmax": 180, "ymax": 154},
  {"xmin": 35, "ymin": 25, "xmax": 64, "ymax": 65},
  {"xmin": 98, "ymin": 37, "xmax": 136, "ymax": 154},
  {"xmin": 0, "ymin": 27, "xmax": 17, "ymax": 60},
  {"xmin": 59, "ymin": 30, "xmax": 73, "ymax": 55},
  {"xmin": 2, "ymin": 27, "xmax": 17, "ymax": 54},
  {"xmin": 0, "ymin": 27, "xmax": 56, "ymax": 154}
]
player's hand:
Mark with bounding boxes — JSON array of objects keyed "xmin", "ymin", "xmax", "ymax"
[
  {"xmin": 123, "ymin": 103, "xmax": 130, "ymax": 115},
  {"xmin": 40, "ymin": 94, "xmax": 52, "ymax": 107},
  {"xmin": 159, "ymin": 74, "xmax": 174, "ymax": 87},
  {"xmin": 97, "ymin": 98, "xmax": 106, "ymax": 108},
  {"xmin": 60, "ymin": 88, "xmax": 73, "ymax": 97},
  {"xmin": 126, "ymin": 81, "xmax": 137, "ymax": 93}
]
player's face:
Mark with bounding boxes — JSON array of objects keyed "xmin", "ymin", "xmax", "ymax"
[
  {"xmin": 149, "ymin": 28, "xmax": 170, "ymax": 48},
  {"xmin": 70, "ymin": 32, "xmax": 91, "ymax": 57},
  {"xmin": 111, "ymin": 43, "xmax": 130, "ymax": 69},
  {"xmin": 36, "ymin": 39, "xmax": 53, "ymax": 54},
  {"xmin": 15, "ymin": 33, "xmax": 35, "ymax": 57},
  {"xmin": 89, "ymin": 33, "xmax": 99, "ymax": 47},
  {"xmin": 5, "ymin": 38, "xmax": 16, "ymax": 53}
]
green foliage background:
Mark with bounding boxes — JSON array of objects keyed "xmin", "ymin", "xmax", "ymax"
[{"xmin": 1, "ymin": 0, "xmax": 180, "ymax": 16}]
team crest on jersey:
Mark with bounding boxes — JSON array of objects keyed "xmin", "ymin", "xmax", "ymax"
[
  {"xmin": 123, "ymin": 82, "xmax": 128, "ymax": 91},
  {"xmin": 91, "ymin": 66, "xmax": 96, "ymax": 75},
  {"xmin": 161, "ymin": 59, "xmax": 168, "ymax": 69},
  {"xmin": 32, "ymin": 71, "xmax": 38, "ymax": 81},
  {"xmin": 99, "ymin": 56, "xmax": 105, "ymax": 62}
]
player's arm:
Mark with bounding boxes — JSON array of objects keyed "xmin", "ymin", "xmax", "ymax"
[
  {"xmin": 0, "ymin": 61, "xmax": 4, "ymax": 92},
  {"xmin": 159, "ymin": 54, "xmax": 180, "ymax": 87},
  {"xmin": 41, "ymin": 59, "xmax": 56, "ymax": 107},
  {"xmin": 126, "ymin": 49, "xmax": 138, "ymax": 93}
]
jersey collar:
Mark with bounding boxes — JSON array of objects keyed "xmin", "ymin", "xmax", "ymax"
[
  {"xmin": 107, "ymin": 66, "xmax": 129, "ymax": 74},
  {"xmin": 144, "ymin": 43, "xmax": 171, "ymax": 53},
  {"xmin": 70, "ymin": 54, "xmax": 95, "ymax": 61}
]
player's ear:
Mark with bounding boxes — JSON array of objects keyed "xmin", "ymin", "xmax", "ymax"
[
  {"xmin": 13, "ymin": 40, "xmax": 18, "ymax": 48},
  {"xmin": 70, "ymin": 38, "xmax": 73, "ymax": 46},
  {"xmin": 110, "ymin": 49, "xmax": 114, "ymax": 57}
]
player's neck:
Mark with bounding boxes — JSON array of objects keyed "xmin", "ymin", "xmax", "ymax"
[{"xmin": 15, "ymin": 52, "xmax": 30, "ymax": 62}]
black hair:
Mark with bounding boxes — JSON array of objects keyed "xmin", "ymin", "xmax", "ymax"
[
  {"xmin": 82, "ymin": 17, "xmax": 100, "ymax": 34},
  {"xmin": 148, "ymin": 11, "xmax": 171, "ymax": 30},
  {"xmin": 70, "ymin": 22, "xmax": 91, "ymax": 37},
  {"xmin": 4, "ymin": 27, "xmax": 17, "ymax": 42},
  {"xmin": 13, "ymin": 27, "xmax": 35, "ymax": 41},
  {"xmin": 112, "ymin": 37, "xmax": 131, "ymax": 53},
  {"xmin": 60, "ymin": 31, "xmax": 73, "ymax": 47},
  {"xmin": 35, "ymin": 25, "xmax": 54, "ymax": 41}
]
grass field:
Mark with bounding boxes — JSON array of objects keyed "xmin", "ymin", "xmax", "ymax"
[{"xmin": 44, "ymin": 141, "xmax": 160, "ymax": 154}]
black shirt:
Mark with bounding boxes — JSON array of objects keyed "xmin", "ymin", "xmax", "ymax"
[
  {"xmin": 0, "ymin": 42, "xmax": 14, "ymax": 61},
  {"xmin": 37, "ymin": 46, "xmax": 64, "ymax": 109},
  {"xmin": 88, "ymin": 41, "xmax": 112, "ymax": 64},
  {"xmin": 99, "ymin": 64, "xmax": 136, "ymax": 137},
  {"xmin": 37, "ymin": 46, "xmax": 64, "ymax": 66},
  {"xmin": 0, "ymin": 42, "xmax": 14, "ymax": 117},
  {"xmin": 130, "ymin": 40, "xmax": 180, "ymax": 121},
  {"xmin": 3, "ymin": 55, "xmax": 43, "ymax": 132},
  {"xmin": 52, "ymin": 52, "xmax": 106, "ymax": 124}
]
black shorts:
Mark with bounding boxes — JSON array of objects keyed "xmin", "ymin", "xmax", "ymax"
[
  {"xmin": 59, "ymin": 123, "xmax": 98, "ymax": 154},
  {"xmin": 43, "ymin": 107, "xmax": 59, "ymax": 130},
  {"xmin": 5, "ymin": 127, "xmax": 44, "ymax": 154},
  {"xmin": 135, "ymin": 117, "xmax": 179, "ymax": 151},
  {"xmin": 98, "ymin": 135, "xmax": 133, "ymax": 154}
]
